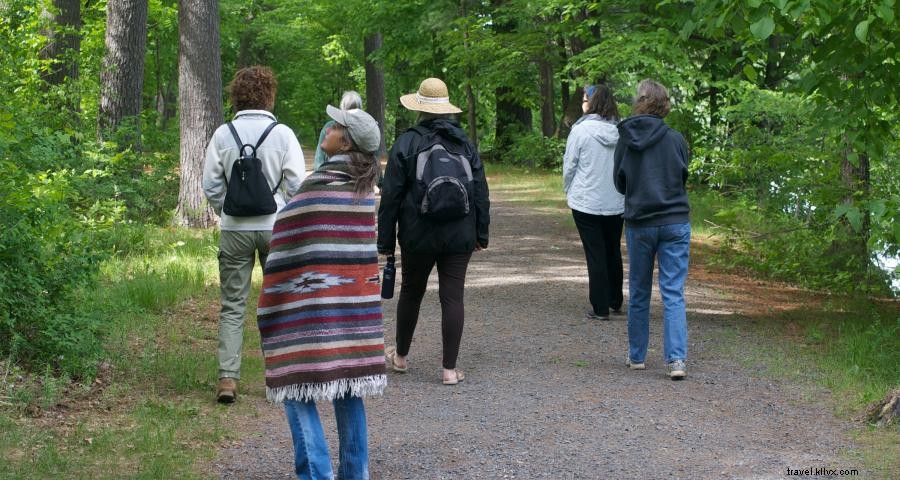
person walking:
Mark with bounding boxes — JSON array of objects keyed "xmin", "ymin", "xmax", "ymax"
[
  {"xmin": 202, "ymin": 66, "xmax": 306, "ymax": 403},
  {"xmin": 377, "ymin": 77, "xmax": 490, "ymax": 385},
  {"xmin": 257, "ymin": 105, "xmax": 386, "ymax": 479},
  {"xmin": 613, "ymin": 79, "xmax": 691, "ymax": 380},
  {"xmin": 563, "ymin": 84, "xmax": 625, "ymax": 321},
  {"xmin": 313, "ymin": 91, "xmax": 363, "ymax": 171}
]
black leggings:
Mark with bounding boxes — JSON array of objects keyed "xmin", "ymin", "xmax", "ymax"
[
  {"xmin": 395, "ymin": 251, "xmax": 472, "ymax": 369},
  {"xmin": 572, "ymin": 209, "xmax": 624, "ymax": 315}
]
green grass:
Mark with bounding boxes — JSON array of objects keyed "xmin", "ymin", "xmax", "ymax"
[
  {"xmin": 484, "ymin": 162, "xmax": 568, "ymax": 211},
  {"xmin": 0, "ymin": 226, "xmax": 239, "ymax": 479}
]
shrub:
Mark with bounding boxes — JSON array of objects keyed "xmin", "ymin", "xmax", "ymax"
[{"xmin": 501, "ymin": 132, "xmax": 567, "ymax": 170}]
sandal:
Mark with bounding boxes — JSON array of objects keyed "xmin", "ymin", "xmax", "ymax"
[
  {"xmin": 442, "ymin": 368, "xmax": 465, "ymax": 385},
  {"xmin": 384, "ymin": 346, "xmax": 408, "ymax": 373}
]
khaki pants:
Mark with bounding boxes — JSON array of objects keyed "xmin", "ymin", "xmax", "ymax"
[{"xmin": 217, "ymin": 230, "xmax": 271, "ymax": 379}]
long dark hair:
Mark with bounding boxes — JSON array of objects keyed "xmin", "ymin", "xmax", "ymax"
[
  {"xmin": 585, "ymin": 84, "xmax": 619, "ymax": 121},
  {"xmin": 336, "ymin": 126, "xmax": 379, "ymax": 197}
]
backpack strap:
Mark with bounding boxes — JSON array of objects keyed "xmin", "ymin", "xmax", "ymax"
[
  {"xmin": 271, "ymin": 175, "xmax": 283, "ymax": 195},
  {"xmin": 226, "ymin": 122, "xmax": 243, "ymax": 150},
  {"xmin": 255, "ymin": 122, "xmax": 279, "ymax": 150}
]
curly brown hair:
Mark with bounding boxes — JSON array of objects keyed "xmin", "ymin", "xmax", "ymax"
[
  {"xmin": 632, "ymin": 79, "xmax": 671, "ymax": 118},
  {"xmin": 228, "ymin": 66, "xmax": 277, "ymax": 112}
]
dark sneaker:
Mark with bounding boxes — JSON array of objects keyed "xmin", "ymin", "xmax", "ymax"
[
  {"xmin": 625, "ymin": 354, "xmax": 645, "ymax": 370},
  {"xmin": 586, "ymin": 309, "xmax": 610, "ymax": 321},
  {"xmin": 667, "ymin": 360, "xmax": 686, "ymax": 380},
  {"xmin": 217, "ymin": 377, "xmax": 238, "ymax": 403}
]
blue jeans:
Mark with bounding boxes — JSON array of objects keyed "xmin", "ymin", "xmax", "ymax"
[
  {"xmin": 625, "ymin": 223, "xmax": 690, "ymax": 364},
  {"xmin": 284, "ymin": 396, "xmax": 369, "ymax": 480}
]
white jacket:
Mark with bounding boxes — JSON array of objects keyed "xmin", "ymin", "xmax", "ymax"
[
  {"xmin": 562, "ymin": 115, "xmax": 624, "ymax": 216},
  {"xmin": 203, "ymin": 110, "xmax": 306, "ymax": 231}
]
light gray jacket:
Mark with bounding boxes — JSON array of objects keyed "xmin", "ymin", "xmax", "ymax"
[
  {"xmin": 203, "ymin": 110, "xmax": 306, "ymax": 231},
  {"xmin": 562, "ymin": 114, "xmax": 624, "ymax": 216}
]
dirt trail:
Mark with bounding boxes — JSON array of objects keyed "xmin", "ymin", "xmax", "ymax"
[{"xmin": 212, "ymin": 177, "xmax": 862, "ymax": 479}]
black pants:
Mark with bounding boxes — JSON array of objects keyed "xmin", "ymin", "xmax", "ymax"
[
  {"xmin": 395, "ymin": 251, "xmax": 472, "ymax": 369},
  {"xmin": 572, "ymin": 209, "xmax": 624, "ymax": 316}
]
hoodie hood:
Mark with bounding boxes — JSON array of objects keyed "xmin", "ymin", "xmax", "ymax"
[
  {"xmin": 617, "ymin": 114, "xmax": 669, "ymax": 151},
  {"xmin": 573, "ymin": 114, "xmax": 619, "ymax": 147},
  {"xmin": 418, "ymin": 117, "xmax": 470, "ymax": 146}
]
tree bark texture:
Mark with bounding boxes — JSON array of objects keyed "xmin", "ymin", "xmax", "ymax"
[
  {"xmin": 98, "ymin": 0, "xmax": 149, "ymax": 147},
  {"xmin": 539, "ymin": 56, "xmax": 555, "ymax": 137},
  {"xmin": 175, "ymin": 0, "xmax": 222, "ymax": 228},
  {"xmin": 364, "ymin": 33, "xmax": 386, "ymax": 156},
  {"xmin": 40, "ymin": 0, "xmax": 81, "ymax": 86}
]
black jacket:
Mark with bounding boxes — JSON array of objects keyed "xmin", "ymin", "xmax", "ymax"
[
  {"xmin": 613, "ymin": 115, "xmax": 690, "ymax": 227},
  {"xmin": 377, "ymin": 118, "xmax": 490, "ymax": 254}
]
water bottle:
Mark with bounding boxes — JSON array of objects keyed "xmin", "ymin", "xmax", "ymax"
[{"xmin": 381, "ymin": 255, "xmax": 396, "ymax": 299}]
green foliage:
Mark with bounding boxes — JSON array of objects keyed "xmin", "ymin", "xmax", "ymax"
[{"xmin": 495, "ymin": 131, "xmax": 566, "ymax": 170}]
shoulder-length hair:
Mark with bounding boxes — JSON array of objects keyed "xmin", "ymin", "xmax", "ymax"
[
  {"xmin": 632, "ymin": 79, "xmax": 671, "ymax": 118},
  {"xmin": 228, "ymin": 66, "xmax": 277, "ymax": 112},
  {"xmin": 585, "ymin": 84, "xmax": 619, "ymax": 121}
]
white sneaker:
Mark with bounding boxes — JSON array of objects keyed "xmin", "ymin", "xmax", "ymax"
[
  {"xmin": 667, "ymin": 360, "xmax": 686, "ymax": 380},
  {"xmin": 625, "ymin": 354, "xmax": 645, "ymax": 370}
]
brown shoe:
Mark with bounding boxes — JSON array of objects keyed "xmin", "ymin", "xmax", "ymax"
[{"xmin": 217, "ymin": 377, "xmax": 238, "ymax": 404}]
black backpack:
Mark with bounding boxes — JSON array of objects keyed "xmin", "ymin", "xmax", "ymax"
[
  {"xmin": 223, "ymin": 121, "xmax": 283, "ymax": 217},
  {"xmin": 411, "ymin": 128, "xmax": 474, "ymax": 221}
]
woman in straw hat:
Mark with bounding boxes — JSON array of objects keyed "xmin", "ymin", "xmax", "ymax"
[
  {"xmin": 258, "ymin": 105, "xmax": 385, "ymax": 478},
  {"xmin": 377, "ymin": 77, "xmax": 490, "ymax": 385}
]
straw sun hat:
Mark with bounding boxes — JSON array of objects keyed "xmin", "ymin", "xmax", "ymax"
[{"xmin": 399, "ymin": 78, "xmax": 462, "ymax": 114}]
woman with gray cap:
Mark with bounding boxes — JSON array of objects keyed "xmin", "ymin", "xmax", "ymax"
[
  {"xmin": 313, "ymin": 90, "xmax": 363, "ymax": 171},
  {"xmin": 257, "ymin": 105, "xmax": 384, "ymax": 479},
  {"xmin": 377, "ymin": 77, "xmax": 490, "ymax": 385}
]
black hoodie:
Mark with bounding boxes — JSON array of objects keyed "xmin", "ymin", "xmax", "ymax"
[
  {"xmin": 377, "ymin": 118, "xmax": 490, "ymax": 254},
  {"xmin": 613, "ymin": 114, "xmax": 690, "ymax": 227}
]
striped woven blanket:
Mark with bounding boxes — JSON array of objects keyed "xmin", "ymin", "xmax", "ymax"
[{"xmin": 257, "ymin": 158, "xmax": 386, "ymax": 402}]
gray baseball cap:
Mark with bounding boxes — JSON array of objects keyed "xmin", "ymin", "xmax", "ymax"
[{"xmin": 326, "ymin": 105, "xmax": 381, "ymax": 154}]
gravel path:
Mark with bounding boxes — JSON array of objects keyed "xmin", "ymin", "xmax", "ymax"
[{"xmin": 212, "ymin": 196, "xmax": 863, "ymax": 479}]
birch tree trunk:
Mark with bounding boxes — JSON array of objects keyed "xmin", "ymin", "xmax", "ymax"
[{"xmin": 175, "ymin": 0, "xmax": 222, "ymax": 228}]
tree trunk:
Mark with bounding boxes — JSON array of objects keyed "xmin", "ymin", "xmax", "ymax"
[
  {"xmin": 465, "ymin": 83, "xmax": 478, "ymax": 149},
  {"xmin": 175, "ymin": 0, "xmax": 222, "ymax": 228},
  {"xmin": 539, "ymin": 55, "xmax": 555, "ymax": 137},
  {"xmin": 40, "ymin": 0, "xmax": 80, "ymax": 87},
  {"xmin": 838, "ymin": 147, "xmax": 871, "ymax": 259},
  {"xmin": 558, "ymin": 33, "xmax": 590, "ymax": 138},
  {"xmin": 364, "ymin": 33, "xmax": 386, "ymax": 156},
  {"xmin": 460, "ymin": 0, "xmax": 478, "ymax": 148},
  {"xmin": 98, "ymin": 0, "xmax": 149, "ymax": 149},
  {"xmin": 495, "ymin": 86, "xmax": 532, "ymax": 154},
  {"xmin": 152, "ymin": 25, "xmax": 177, "ymax": 130},
  {"xmin": 491, "ymin": 0, "xmax": 531, "ymax": 155}
]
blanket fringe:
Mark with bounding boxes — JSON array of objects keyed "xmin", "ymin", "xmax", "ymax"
[{"xmin": 266, "ymin": 375, "xmax": 387, "ymax": 403}]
